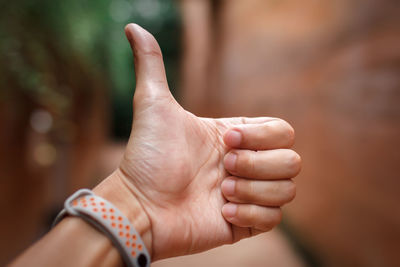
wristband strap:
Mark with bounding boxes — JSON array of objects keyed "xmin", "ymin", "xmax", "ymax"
[{"xmin": 53, "ymin": 189, "xmax": 150, "ymax": 267}]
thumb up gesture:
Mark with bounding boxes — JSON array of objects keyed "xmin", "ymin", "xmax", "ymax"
[{"xmin": 96, "ymin": 24, "xmax": 301, "ymax": 261}]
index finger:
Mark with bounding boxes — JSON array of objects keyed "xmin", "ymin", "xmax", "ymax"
[{"xmin": 223, "ymin": 119, "xmax": 295, "ymax": 150}]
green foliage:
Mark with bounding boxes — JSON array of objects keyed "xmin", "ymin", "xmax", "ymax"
[{"xmin": 0, "ymin": 0, "xmax": 181, "ymax": 139}]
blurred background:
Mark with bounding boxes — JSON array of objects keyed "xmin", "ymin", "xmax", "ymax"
[{"xmin": 1, "ymin": 0, "xmax": 399, "ymax": 266}]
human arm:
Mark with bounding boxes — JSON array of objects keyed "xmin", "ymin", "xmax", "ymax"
[{"xmin": 10, "ymin": 23, "xmax": 301, "ymax": 266}]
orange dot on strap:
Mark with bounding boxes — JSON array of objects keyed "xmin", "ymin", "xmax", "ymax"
[
  {"xmin": 100, "ymin": 202, "xmax": 105, "ymax": 206},
  {"xmin": 111, "ymin": 222, "xmax": 116, "ymax": 228},
  {"xmin": 126, "ymin": 241, "xmax": 130, "ymax": 247},
  {"xmin": 138, "ymin": 244, "xmax": 143, "ymax": 251},
  {"xmin": 126, "ymin": 233, "xmax": 130, "ymax": 238},
  {"xmin": 93, "ymin": 208, "xmax": 98, "ymax": 212},
  {"xmin": 132, "ymin": 235, "xmax": 137, "ymax": 240},
  {"xmin": 125, "ymin": 225, "xmax": 130, "ymax": 230},
  {"xmin": 119, "ymin": 231, "xmax": 124, "ymax": 237},
  {"xmin": 118, "ymin": 216, "xmax": 122, "ymax": 221},
  {"xmin": 109, "ymin": 208, "xmax": 114, "ymax": 213},
  {"xmin": 101, "ymin": 208, "xmax": 106, "ymax": 212},
  {"xmin": 131, "ymin": 250, "xmax": 136, "ymax": 256},
  {"xmin": 103, "ymin": 215, "xmax": 108, "ymax": 219},
  {"xmin": 131, "ymin": 243, "xmax": 136, "ymax": 248}
]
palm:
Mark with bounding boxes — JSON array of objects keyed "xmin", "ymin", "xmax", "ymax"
[{"xmin": 120, "ymin": 94, "xmax": 246, "ymax": 258}]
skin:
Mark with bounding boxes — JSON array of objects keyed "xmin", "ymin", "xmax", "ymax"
[{"xmin": 10, "ymin": 24, "xmax": 301, "ymax": 266}]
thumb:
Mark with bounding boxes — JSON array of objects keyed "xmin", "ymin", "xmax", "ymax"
[{"xmin": 124, "ymin": 23, "xmax": 171, "ymax": 100}]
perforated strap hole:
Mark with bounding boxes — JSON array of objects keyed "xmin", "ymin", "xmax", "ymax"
[{"xmin": 137, "ymin": 254, "xmax": 147, "ymax": 267}]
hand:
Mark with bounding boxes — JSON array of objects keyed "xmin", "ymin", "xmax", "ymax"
[{"xmin": 101, "ymin": 24, "xmax": 301, "ymax": 261}]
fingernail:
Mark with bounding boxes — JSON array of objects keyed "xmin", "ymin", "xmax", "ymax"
[
  {"xmin": 222, "ymin": 203, "xmax": 237, "ymax": 219},
  {"xmin": 221, "ymin": 179, "xmax": 236, "ymax": 196},
  {"xmin": 224, "ymin": 152, "xmax": 237, "ymax": 171},
  {"xmin": 225, "ymin": 130, "xmax": 242, "ymax": 147}
]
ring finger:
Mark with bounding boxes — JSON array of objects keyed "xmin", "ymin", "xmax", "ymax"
[{"xmin": 221, "ymin": 177, "xmax": 296, "ymax": 206}]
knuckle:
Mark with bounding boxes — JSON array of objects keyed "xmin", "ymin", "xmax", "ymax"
[
  {"xmin": 287, "ymin": 150, "xmax": 302, "ymax": 176},
  {"xmin": 140, "ymin": 47, "xmax": 163, "ymax": 58},
  {"xmin": 269, "ymin": 119, "xmax": 295, "ymax": 147},
  {"xmin": 286, "ymin": 125, "xmax": 296, "ymax": 147},
  {"xmin": 284, "ymin": 180, "xmax": 297, "ymax": 203},
  {"xmin": 277, "ymin": 119, "xmax": 295, "ymax": 147}
]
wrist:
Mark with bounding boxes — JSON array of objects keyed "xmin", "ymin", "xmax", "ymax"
[{"xmin": 93, "ymin": 169, "xmax": 153, "ymax": 257}]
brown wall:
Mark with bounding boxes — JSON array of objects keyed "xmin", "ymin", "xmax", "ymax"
[{"xmin": 0, "ymin": 48, "xmax": 108, "ymax": 264}]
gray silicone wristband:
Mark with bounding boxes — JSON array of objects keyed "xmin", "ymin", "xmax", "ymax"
[{"xmin": 53, "ymin": 189, "xmax": 150, "ymax": 267}]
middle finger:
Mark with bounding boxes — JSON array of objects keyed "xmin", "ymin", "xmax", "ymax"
[{"xmin": 223, "ymin": 149, "xmax": 301, "ymax": 180}]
